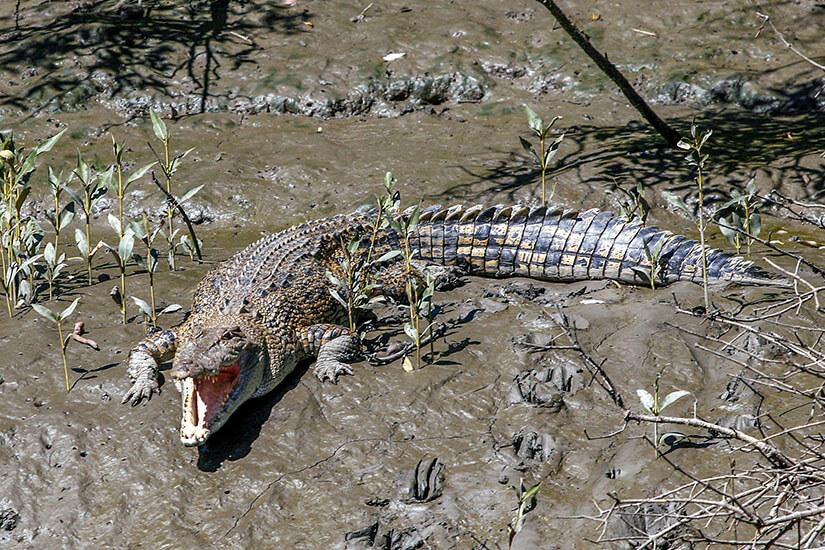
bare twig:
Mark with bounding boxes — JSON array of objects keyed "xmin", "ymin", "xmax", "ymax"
[
  {"xmin": 756, "ymin": 13, "xmax": 825, "ymax": 73},
  {"xmin": 625, "ymin": 412, "xmax": 795, "ymax": 470}
]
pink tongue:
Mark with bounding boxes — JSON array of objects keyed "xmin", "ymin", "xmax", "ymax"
[{"xmin": 194, "ymin": 369, "xmax": 238, "ymax": 427}]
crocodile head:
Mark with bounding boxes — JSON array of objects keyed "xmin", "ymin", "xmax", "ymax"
[{"xmin": 170, "ymin": 326, "xmax": 267, "ymax": 446}]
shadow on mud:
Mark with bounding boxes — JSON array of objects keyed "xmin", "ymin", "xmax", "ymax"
[
  {"xmin": 0, "ymin": 0, "xmax": 304, "ymax": 116},
  {"xmin": 446, "ymin": 110, "xmax": 825, "ymax": 204},
  {"xmin": 196, "ymin": 361, "xmax": 309, "ymax": 472}
]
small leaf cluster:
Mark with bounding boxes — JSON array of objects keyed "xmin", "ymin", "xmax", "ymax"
[
  {"xmin": 507, "ymin": 479, "xmax": 542, "ymax": 548},
  {"xmin": 519, "ymin": 106, "xmax": 565, "ymax": 205},
  {"xmin": 718, "ymin": 177, "xmax": 762, "ymax": 255},
  {"xmin": 326, "ymin": 236, "xmax": 400, "ymax": 333}
]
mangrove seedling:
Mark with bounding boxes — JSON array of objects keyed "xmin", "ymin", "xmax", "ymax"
[
  {"xmin": 107, "ymin": 231, "xmax": 134, "ymax": 324},
  {"xmin": 327, "ymin": 236, "xmax": 396, "ymax": 333},
  {"xmin": 507, "ymin": 479, "xmax": 542, "ymax": 549},
  {"xmin": 131, "ymin": 296, "xmax": 181, "ymax": 332},
  {"xmin": 32, "ymin": 296, "xmax": 80, "ymax": 392},
  {"xmin": 608, "ymin": 180, "xmax": 650, "ymax": 224},
  {"xmin": 42, "ymin": 242, "xmax": 67, "ymax": 301},
  {"xmin": 675, "ymin": 122, "xmax": 713, "ymax": 311},
  {"xmin": 65, "ymin": 151, "xmax": 113, "ymax": 284},
  {"xmin": 637, "ymin": 365, "xmax": 692, "ymax": 457},
  {"xmin": 386, "ymin": 198, "xmax": 424, "ymax": 369},
  {"xmin": 44, "ymin": 167, "xmax": 75, "ymax": 251},
  {"xmin": 109, "ymin": 136, "xmax": 155, "ymax": 242},
  {"xmin": 631, "ymin": 236, "xmax": 666, "ymax": 290},
  {"xmin": 718, "ymin": 177, "xmax": 762, "ymax": 255},
  {"xmin": 1, "ymin": 130, "xmax": 64, "ymax": 309},
  {"xmin": 519, "ymin": 106, "xmax": 565, "ymax": 205},
  {"xmin": 129, "ymin": 215, "xmax": 162, "ymax": 326},
  {"xmin": 1, "ymin": 251, "xmax": 41, "ymax": 314},
  {"xmin": 147, "ymin": 108, "xmax": 195, "ymax": 270}
]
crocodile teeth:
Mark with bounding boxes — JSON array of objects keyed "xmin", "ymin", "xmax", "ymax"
[{"xmin": 179, "ymin": 378, "xmax": 210, "ymax": 446}]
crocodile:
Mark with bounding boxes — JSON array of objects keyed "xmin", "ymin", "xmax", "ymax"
[{"xmin": 122, "ymin": 204, "xmax": 784, "ymax": 446}]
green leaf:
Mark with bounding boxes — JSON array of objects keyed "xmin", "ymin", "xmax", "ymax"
[
  {"xmin": 524, "ymin": 105, "xmax": 541, "ymax": 134},
  {"xmin": 403, "ymin": 322, "xmax": 419, "ymax": 342},
  {"xmin": 15, "ymin": 150, "xmax": 37, "ymax": 184},
  {"xmin": 32, "ymin": 303, "xmax": 58, "ymax": 323},
  {"xmin": 748, "ymin": 211, "xmax": 761, "ymax": 239},
  {"xmin": 20, "ymin": 254, "xmax": 43, "ymax": 271},
  {"xmin": 63, "ymin": 186, "xmax": 83, "ymax": 209},
  {"xmin": 128, "ymin": 219, "xmax": 147, "ymax": 240},
  {"xmin": 175, "ymin": 147, "xmax": 196, "ymax": 162},
  {"xmin": 132, "ymin": 252, "xmax": 146, "ymax": 269},
  {"xmin": 44, "ymin": 242, "xmax": 56, "ymax": 265},
  {"xmin": 662, "ymin": 191, "xmax": 695, "ymax": 221},
  {"xmin": 75, "ymin": 151, "xmax": 90, "ymax": 185},
  {"xmin": 718, "ymin": 217, "xmax": 735, "ymax": 244},
  {"xmin": 383, "ymin": 172, "xmax": 395, "ymax": 193},
  {"xmin": 636, "ymin": 389, "xmax": 655, "ymax": 414},
  {"xmin": 544, "ymin": 133, "xmax": 565, "ymax": 164},
  {"xmin": 326, "ymin": 271, "xmax": 345, "ymax": 288},
  {"xmin": 34, "ymin": 129, "xmax": 66, "ymax": 155},
  {"xmin": 178, "ymin": 184, "xmax": 204, "ymax": 204},
  {"xmin": 676, "ymin": 139, "xmax": 691, "ymax": 150},
  {"xmin": 131, "ymin": 296, "xmax": 153, "ymax": 316},
  {"xmin": 118, "ymin": 233, "xmax": 135, "ymax": 263},
  {"xmin": 75, "ymin": 228, "xmax": 89, "ymax": 256},
  {"xmin": 124, "ymin": 161, "xmax": 157, "ymax": 188},
  {"xmin": 374, "ymin": 249, "xmax": 401, "ymax": 263},
  {"xmin": 59, "ymin": 297, "xmax": 81, "ymax": 321},
  {"xmin": 329, "ymin": 288, "xmax": 347, "ymax": 308},
  {"xmin": 659, "ymin": 390, "xmax": 691, "ymax": 411},
  {"xmin": 745, "ymin": 177, "xmax": 756, "ymax": 196},
  {"xmin": 150, "ymin": 108, "xmax": 168, "ymax": 141},
  {"xmin": 160, "ymin": 303, "xmax": 182, "ymax": 314},
  {"xmin": 518, "ymin": 136, "xmax": 536, "ymax": 155},
  {"xmin": 407, "ymin": 205, "xmax": 421, "ymax": 232},
  {"xmin": 57, "ymin": 201, "xmax": 75, "ymax": 230},
  {"xmin": 107, "ymin": 213, "xmax": 122, "ymax": 236},
  {"xmin": 14, "ymin": 185, "xmax": 31, "ymax": 213},
  {"xmin": 111, "ymin": 135, "xmax": 125, "ymax": 162}
]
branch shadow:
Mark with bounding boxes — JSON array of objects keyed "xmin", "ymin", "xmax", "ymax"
[
  {"xmin": 441, "ymin": 110, "xmax": 825, "ymax": 206},
  {"xmin": 0, "ymin": 0, "xmax": 305, "ymax": 117}
]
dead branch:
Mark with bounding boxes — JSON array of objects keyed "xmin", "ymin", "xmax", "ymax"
[
  {"xmin": 625, "ymin": 412, "xmax": 795, "ymax": 470},
  {"xmin": 533, "ymin": 0, "xmax": 681, "ymax": 148},
  {"xmin": 755, "ymin": 12, "xmax": 825, "ymax": 73}
]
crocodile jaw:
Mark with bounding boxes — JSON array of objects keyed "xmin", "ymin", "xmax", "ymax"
[{"xmin": 176, "ymin": 351, "xmax": 264, "ymax": 446}]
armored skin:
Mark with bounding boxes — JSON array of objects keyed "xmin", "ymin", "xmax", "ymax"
[{"xmin": 122, "ymin": 204, "xmax": 782, "ymax": 446}]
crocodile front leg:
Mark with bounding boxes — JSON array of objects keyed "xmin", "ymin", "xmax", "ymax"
[
  {"xmin": 297, "ymin": 324, "xmax": 360, "ymax": 383},
  {"xmin": 122, "ymin": 328, "xmax": 180, "ymax": 405}
]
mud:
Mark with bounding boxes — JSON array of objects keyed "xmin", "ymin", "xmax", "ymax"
[{"xmin": 1, "ymin": 0, "xmax": 824, "ymax": 548}]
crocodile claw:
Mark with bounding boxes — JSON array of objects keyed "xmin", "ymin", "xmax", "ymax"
[
  {"xmin": 122, "ymin": 376, "xmax": 160, "ymax": 406},
  {"xmin": 313, "ymin": 360, "xmax": 354, "ymax": 384}
]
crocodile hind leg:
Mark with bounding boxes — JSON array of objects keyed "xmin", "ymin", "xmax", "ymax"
[
  {"xmin": 122, "ymin": 328, "xmax": 180, "ymax": 405},
  {"xmin": 297, "ymin": 324, "xmax": 361, "ymax": 383}
]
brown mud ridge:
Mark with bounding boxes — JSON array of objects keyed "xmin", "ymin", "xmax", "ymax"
[
  {"xmin": 1, "ymin": 1, "xmax": 825, "ymax": 548},
  {"xmin": 1, "ymin": 1, "xmax": 823, "ymax": 120}
]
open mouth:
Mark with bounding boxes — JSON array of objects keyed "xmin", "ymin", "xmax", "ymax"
[{"xmin": 179, "ymin": 361, "xmax": 242, "ymax": 446}]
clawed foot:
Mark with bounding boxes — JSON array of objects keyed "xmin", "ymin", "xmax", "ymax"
[
  {"xmin": 314, "ymin": 360, "xmax": 354, "ymax": 384},
  {"xmin": 122, "ymin": 375, "xmax": 160, "ymax": 406}
]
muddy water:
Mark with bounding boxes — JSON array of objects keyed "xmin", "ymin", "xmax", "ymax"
[{"xmin": 1, "ymin": 0, "xmax": 825, "ymax": 548}]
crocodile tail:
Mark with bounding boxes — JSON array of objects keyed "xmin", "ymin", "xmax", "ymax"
[{"xmin": 409, "ymin": 204, "xmax": 789, "ymax": 287}]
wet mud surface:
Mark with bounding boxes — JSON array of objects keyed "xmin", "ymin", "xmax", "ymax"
[{"xmin": 1, "ymin": 1, "xmax": 825, "ymax": 548}]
